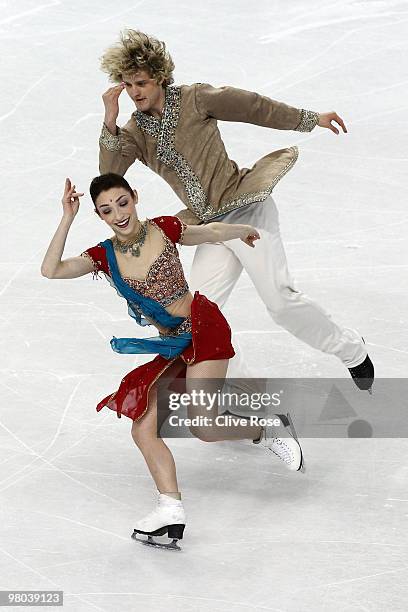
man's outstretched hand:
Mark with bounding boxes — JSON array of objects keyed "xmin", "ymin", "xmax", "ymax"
[{"xmin": 318, "ymin": 111, "xmax": 347, "ymax": 135}]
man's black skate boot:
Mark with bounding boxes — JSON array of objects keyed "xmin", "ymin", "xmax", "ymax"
[{"xmin": 348, "ymin": 355, "xmax": 374, "ymax": 393}]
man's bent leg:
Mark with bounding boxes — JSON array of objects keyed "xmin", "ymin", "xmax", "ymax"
[{"xmin": 226, "ymin": 197, "xmax": 366, "ymax": 367}]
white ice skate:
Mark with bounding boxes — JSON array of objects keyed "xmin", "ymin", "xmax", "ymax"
[
  {"xmin": 254, "ymin": 413, "xmax": 305, "ymax": 473},
  {"xmin": 131, "ymin": 493, "xmax": 186, "ymax": 551}
]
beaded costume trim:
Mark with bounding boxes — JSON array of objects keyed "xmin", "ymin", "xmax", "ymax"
[
  {"xmin": 99, "ymin": 123, "xmax": 121, "ymax": 151},
  {"xmin": 201, "ymin": 146, "xmax": 299, "ymax": 221},
  {"xmin": 133, "ymin": 110, "xmax": 160, "ymax": 139},
  {"xmin": 178, "ymin": 219, "xmax": 187, "ymax": 245},
  {"xmin": 80, "ymin": 251, "xmax": 101, "ymax": 279},
  {"xmin": 159, "ymin": 315, "xmax": 192, "ymax": 338},
  {"xmin": 121, "ymin": 219, "xmax": 189, "ymax": 308},
  {"xmin": 294, "ymin": 109, "xmax": 319, "ymax": 132}
]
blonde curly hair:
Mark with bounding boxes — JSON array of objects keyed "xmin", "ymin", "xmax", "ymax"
[{"xmin": 100, "ymin": 29, "xmax": 175, "ymax": 86}]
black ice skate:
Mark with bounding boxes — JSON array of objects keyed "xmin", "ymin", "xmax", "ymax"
[
  {"xmin": 348, "ymin": 354, "xmax": 374, "ymax": 394},
  {"xmin": 131, "ymin": 493, "xmax": 186, "ymax": 551}
]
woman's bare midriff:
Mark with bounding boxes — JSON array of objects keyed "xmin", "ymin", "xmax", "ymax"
[{"xmin": 154, "ymin": 291, "xmax": 194, "ymax": 335}]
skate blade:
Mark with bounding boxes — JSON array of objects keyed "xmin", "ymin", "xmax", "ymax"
[
  {"xmin": 131, "ymin": 532, "xmax": 181, "ymax": 551},
  {"xmin": 289, "ymin": 414, "xmax": 306, "ymax": 473},
  {"xmin": 287, "ymin": 412, "xmax": 306, "ymax": 474},
  {"xmin": 368, "ymin": 387, "xmax": 373, "ymax": 396}
]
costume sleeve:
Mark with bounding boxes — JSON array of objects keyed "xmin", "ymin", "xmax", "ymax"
[
  {"xmin": 99, "ymin": 118, "xmax": 143, "ymax": 176},
  {"xmin": 152, "ymin": 216, "xmax": 187, "ymax": 245},
  {"xmin": 80, "ymin": 244, "xmax": 109, "ymax": 277},
  {"xmin": 195, "ymin": 83, "xmax": 319, "ymax": 132}
]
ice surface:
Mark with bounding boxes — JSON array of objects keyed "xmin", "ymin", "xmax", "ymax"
[{"xmin": 1, "ymin": 0, "xmax": 408, "ymax": 610}]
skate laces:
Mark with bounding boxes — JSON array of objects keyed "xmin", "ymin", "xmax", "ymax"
[{"xmin": 271, "ymin": 438, "xmax": 294, "ymax": 465}]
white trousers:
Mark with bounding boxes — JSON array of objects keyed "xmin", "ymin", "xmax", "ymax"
[{"xmin": 190, "ymin": 196, "xmax": 366, "ymax": 369}]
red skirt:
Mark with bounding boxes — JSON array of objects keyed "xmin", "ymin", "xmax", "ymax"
[{"xmin": 96, "ymin": 292, "xmax": 235, "ymax": 421}]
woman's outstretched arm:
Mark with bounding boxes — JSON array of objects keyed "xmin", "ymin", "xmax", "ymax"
[
  {"xmin": 41, "ymin": 178, "xmax": 93, "ymax": 279},
  {"xmin": 181, "ymin": 222, "xmax": 260, "ymax": 248}
]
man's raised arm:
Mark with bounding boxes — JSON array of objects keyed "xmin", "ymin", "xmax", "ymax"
[{"xmin": 99, "ymin": 84, "xmax": 142, "ymax": 176}]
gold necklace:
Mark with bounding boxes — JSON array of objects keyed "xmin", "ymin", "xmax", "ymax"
[{"xmin": 112, "ymin": 221, "xmax": 147, "ymax": 257}]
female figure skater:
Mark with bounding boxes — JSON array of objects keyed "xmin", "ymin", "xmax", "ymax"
[{"xmin": 41, "ymin": 173, "xmax": 303, "ymax": 550}]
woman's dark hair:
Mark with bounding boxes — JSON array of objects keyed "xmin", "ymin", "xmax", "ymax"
[{"xmin": 90, "ymin": 173, "xmax": 134, "ymax": 214}]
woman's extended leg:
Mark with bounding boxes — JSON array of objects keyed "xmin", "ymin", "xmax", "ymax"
[
  {"xmin": 186, "ymin": 359, "xmax": 262, "ymax": 442},
  {"xmin": 187, "ymin": 359, "xmax": 303, "ymax": 470},
  {"xmin": 131, "ymin": 383, "xmax": 179, "ymax": 493}
]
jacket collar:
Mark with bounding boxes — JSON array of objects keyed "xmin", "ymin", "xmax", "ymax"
[{"xmin": 133, "ymin": 86, "xmax": 180, "ymax": 145}]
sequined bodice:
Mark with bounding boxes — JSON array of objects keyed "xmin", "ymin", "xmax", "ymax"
[{"xmin": 121, "ymin": 220, "xmax": 189, "ymax": 308}]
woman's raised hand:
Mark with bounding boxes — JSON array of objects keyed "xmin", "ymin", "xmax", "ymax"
[{"xmin": 61, "ymin": 178, "xmax": 84, "ymax": 220}]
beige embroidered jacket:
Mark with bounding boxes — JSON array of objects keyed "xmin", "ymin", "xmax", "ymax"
[{"xmin": 99, "ymin": 83, "xmax": 319, "ymax": 224}]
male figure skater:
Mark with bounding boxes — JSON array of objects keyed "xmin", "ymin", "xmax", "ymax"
[{"xmin": 97, "ymin": 29, "xmax": 374, "ymax": 391}]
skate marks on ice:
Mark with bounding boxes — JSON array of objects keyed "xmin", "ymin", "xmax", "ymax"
[
  {"xmin": 0, "ymin": 543, "xmax": 106, "ymax": 612},
  {"xmin": 1, "ymin": 0, "xmax": 407, "ymax": 609}
]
